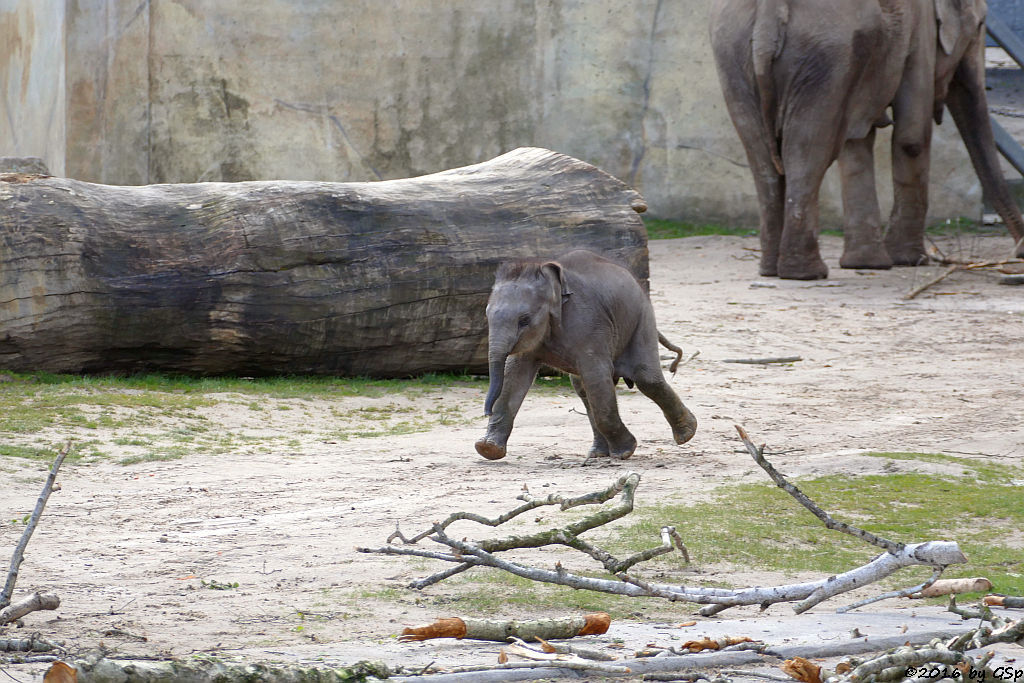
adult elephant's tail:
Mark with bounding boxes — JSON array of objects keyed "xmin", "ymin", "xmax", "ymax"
[{"xmin": 751, "ymin": 0, "xmax": 789, "ymax": 175}]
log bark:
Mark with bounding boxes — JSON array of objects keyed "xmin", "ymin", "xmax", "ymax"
[{"xmin": 0, "ymin": 147, "xmax": 648, "ymax": 376}]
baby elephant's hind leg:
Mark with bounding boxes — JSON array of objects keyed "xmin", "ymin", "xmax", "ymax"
[
  {"xmin": 571, "ymin": 375, "xmax": 610, "ymax": 458},
  {"xmin": 633, "ymin": 366, "xmax": 697, "ymax": 445}
]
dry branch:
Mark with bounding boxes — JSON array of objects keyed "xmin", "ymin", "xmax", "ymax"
[
  {"xmin": 362, "ymin": 426, "xmax": 967, "ymax": 616},
  {"xmin": 904, "ymin": 258, "xmax": 1024, "ymax": 299},
  {"xmin": 399, "ymin": 613, "xmax": 609, "ymax": 642},
  {"xmin": 722, "ymin": 357, "xmax": 802, "ymax": 365},
  {"xmin": 1, "ymin": 442, "xmax": 70, "ymax": 620},
  {"xmin": 51, "ymin": 656, "xmax": 390, "ymax": 682}
]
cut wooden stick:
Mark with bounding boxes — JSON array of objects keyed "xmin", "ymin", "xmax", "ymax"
[
  {"xmin": 912, "ymin": 577, "xmax": 992, "ymax": 598},
  {"xmin": 722, "ymin": 356, "xmax": 802, "ymax": 365},
  {"xmin": 983, "ymin": 594, "xmax": 1024, "ymax": 608},
  {"xmin": 1, "ymin": 442, "xmax": 70, "ymax": 614},
  {"xmin": 399, "ymin": 613, "xmax": 609, "ymax": 642},
  {"xmin": 0, "ymin": 591, "xmax": 60, "ymax": 625}
]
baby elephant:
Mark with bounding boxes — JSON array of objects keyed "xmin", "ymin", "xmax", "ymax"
[{"xmin": 475, "ymin": 249, "xmax": 697, "ymax": 460}]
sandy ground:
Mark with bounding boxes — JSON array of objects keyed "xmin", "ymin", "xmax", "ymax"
[{"xmin": 1, "ymin": 232, "xmax": 1023, "ymax": 679}]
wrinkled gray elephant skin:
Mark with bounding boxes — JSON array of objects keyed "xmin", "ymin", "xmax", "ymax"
[
  {"xmin": 475, "ymin": 250, "xmax": 697, "ymax": 461},
  {"xmin": 711, "ymin": 0, "xmax": 1024, "ymax": 280}
]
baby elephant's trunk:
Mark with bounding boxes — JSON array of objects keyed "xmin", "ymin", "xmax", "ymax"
[{"xmin": 483, "ymin": 353, "xmax": 507, "ymax": 416}]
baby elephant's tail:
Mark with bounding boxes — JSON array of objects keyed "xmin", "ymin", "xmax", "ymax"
[{"xmin": 658, "ymin": 332, "xmax": 683, "ymax": 375}]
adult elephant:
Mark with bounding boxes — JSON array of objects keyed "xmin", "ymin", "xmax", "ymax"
[{"xmin": 710, "ymin": 0, "xmax": 1024, "ymax": 279}]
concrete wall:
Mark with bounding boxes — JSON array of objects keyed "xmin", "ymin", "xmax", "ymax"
[
  {"xmin": 0, "ymin": 0, "xmax": 66, "ymax": 177},
  {"xmin": 1, "ymin": 0, "xmax": 986, "ymax": 226}
]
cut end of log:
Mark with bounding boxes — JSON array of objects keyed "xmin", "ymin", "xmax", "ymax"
[
  {"xmin": 916, "ymin": 577, "xmax": 992, "ymax": 598},
  {"xmin": 399, "ymin": 617, "xmax": 467, "ymax": 642},
  {"xmin": 578, "ymin": 612, "xmax": 611, "ymax": 636},
  {"xmin": 781, "ymin": 656, "xmax": 823, "ymax": 683}
]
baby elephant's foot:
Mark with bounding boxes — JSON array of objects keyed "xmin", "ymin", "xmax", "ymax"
[
  {"xmin": 671, "ymin": 409, "xmax": 698, "ymax": 445},
  {"xmin": 475, "ymin": 438, "xmax": 507, "ymax": 460}
]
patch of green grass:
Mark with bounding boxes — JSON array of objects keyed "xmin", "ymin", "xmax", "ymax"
[
  {"xmin": 0, "ymin": 371, "xmax": 490, "ymax": 466},
  {"xmin": 0, "ymin": 443, "xmax": 74, "ymax": 461},
  {"xmin": 643, "ymin": 216, "xmax": 992, "ymax": 242},
  {"xmin": 644, "ymin": 217, "xmax": 756, "ymax": 240},
  {"xmin": 611, "ymin": 452, "xmax": 1024, "ymax": 598}
]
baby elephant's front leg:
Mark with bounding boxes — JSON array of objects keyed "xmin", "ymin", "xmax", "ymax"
[{"xmin": 475, "ymin": 357, "xmax": 538, "ymax": 460}]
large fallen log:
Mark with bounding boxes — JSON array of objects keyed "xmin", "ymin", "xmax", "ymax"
[{"xmin": 0, "ymin": 148, "xmax": 648, "ymax": 376}]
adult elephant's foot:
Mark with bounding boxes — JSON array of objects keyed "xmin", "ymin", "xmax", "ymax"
[
  {"xmin": 886, "ymin": 243, "xmax": 930, "ymax": 266},
  {"xmin": 777, "ymin": 256, "xmax": 828, "ymax": 280},
  {"xmin": 586, "ymin": 435, "xmax": 610, "ymax": 459},
  {"xmin": 839, "ymin": 244, "xmax": 893, "ymax": 270},
  {"xmin": 475, "ymin": 438, "xmax": 507, "ymax": 460},
  {"xmin": 608, "ymin": 433, "xmax": 638, "ymax": 460},
  {"xmin": 671, "ymin": 409, "xmax": 698, "ymax": 445}
]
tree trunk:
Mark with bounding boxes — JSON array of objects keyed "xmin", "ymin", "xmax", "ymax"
[{"xmin": 0, "ymin": 147, "xmax": 648, "ymax": 376}]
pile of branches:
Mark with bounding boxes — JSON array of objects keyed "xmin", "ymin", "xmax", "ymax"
[{"xmin": 360, "ymin": 426, "xmax": 968, "ymax": 616}]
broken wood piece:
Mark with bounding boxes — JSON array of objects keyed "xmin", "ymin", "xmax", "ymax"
[
  {"xmin": 399, "ymin": 613, "xmax": 610, "ymax": 642},
  {"xmin": 680, "ymin": 635, "xmax": 755, "ymax": 653},
  {"xmin": 533, "ymin": 637, "xmax": 617, "ymax": 661},
  {"xmin": 0, "ymin": 592, "xmax": 60, "ymax": 625},
  {"xmin": 721, "ymin": 356, "xmax": 802, "ymax": 365},
  {"xmin": 0, "ymin": 634, "xmax": 59, "ymax": 652},
  {"xmin": 983, "ymin": 594, "xmax": 1024, "ymax": 608},
  {"xmin": 999, "ymin": 274, "xmax": 1024, "ymax": 285},
  {"xmin": 781, "ymin": 656, "xmax": 823, "ymax": 683},
  {"xmin": 912, "ymin": 577, "xmax": 993, "ymax": 598},
  {"xmin": 504, "ymin": 637, "xmax": 623, "ymax": 672}
]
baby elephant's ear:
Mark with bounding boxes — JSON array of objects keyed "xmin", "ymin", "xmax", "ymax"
[{"xmin": 541, "ymin": 261, "xmax": 572, "ymax": 303}]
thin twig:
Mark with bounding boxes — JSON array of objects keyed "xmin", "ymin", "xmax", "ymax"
[
  {"xmin": 904, "ymin": 264, "xmax": 960, "ymax": 300},
  {"xmin": 1, "ymin": 442, "xmax": 71, "ymax": 609},
  {"xmin": 734, "ymin": 425, "xmax": 903, "ymax": 553},
  {"xmin": 722, "ymin": 356, "xmax": 802, "ymax": 365}
]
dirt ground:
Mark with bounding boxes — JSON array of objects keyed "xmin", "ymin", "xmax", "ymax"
[{"xmin": 2, "ymin": 232, "xmax": 1023, "ymax": 679}]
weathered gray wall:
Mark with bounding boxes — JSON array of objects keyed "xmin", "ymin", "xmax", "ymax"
[
  {"xmin": 0, "ymin": 0, "xmax": 66, "ymax": 177},
  {"xmin": 1, "ymin": 0, "xmax": 987, "ymax": 226}
]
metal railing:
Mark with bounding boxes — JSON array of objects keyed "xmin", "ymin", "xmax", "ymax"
[{"xmin": 987, "ymin": 13, "xmax": 1024, "ymax": 176}]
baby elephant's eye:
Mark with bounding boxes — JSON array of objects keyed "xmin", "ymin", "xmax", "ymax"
[{"xmin": 517, "ymin": 314, "xmax": 531, "ymax": 328}]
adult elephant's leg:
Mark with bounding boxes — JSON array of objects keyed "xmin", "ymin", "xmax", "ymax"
[
  {"xmin": 884, "ymin": 73, "xmax": 933, "ymax": 265},
  {"xmin": 475, "ymin": 356, "xmax": 539, "ymax": 460},
  {"xmin": 710, "ymin": 22, "xmax": 785, "ymax": 276},
  {"xmin": 578, "ymin": 363, "xmax": 636, "ymax": 460},
  {"xmin": 570, "ymin": 375, "xmax": 610, "ymax": 458},
  {"xmin": 838, "ymin": 129, "xmax": 893, "ymax": 269},
  {"xmin": 751, "ymin": 159, "xmax": 786, "ymax": 278},
  {"xmin": 777, "ymin": 138, "xmax": 833, "ymax": 280}
]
